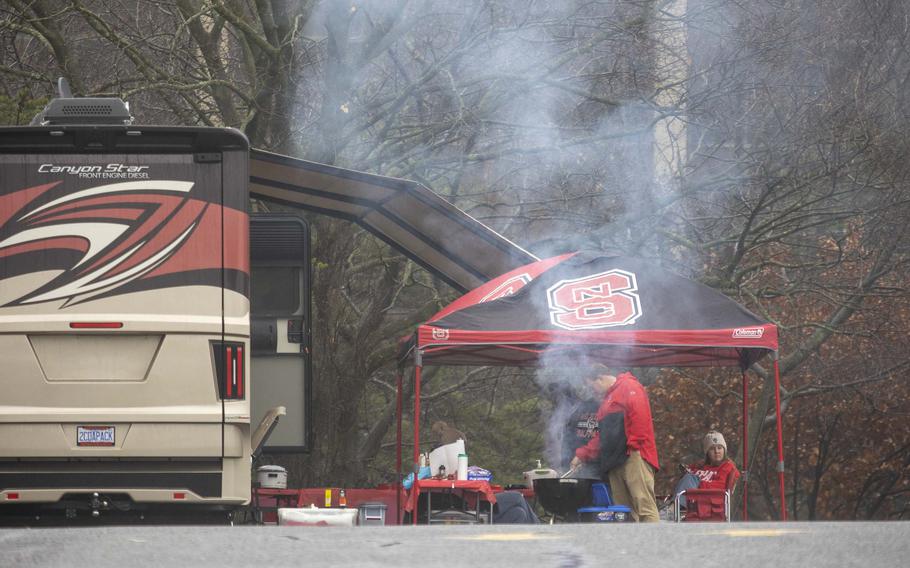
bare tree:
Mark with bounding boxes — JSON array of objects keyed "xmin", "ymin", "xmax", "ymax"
[{"xmin": 2, "ymin": 0, "xmax": 909, "ymax": 518}]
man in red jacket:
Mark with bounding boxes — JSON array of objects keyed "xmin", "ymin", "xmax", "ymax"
[{"xmin": 570, "ymin": 368, "xmax": 660, "ymax": 522}]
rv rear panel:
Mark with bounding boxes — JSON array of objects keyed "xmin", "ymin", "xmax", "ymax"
[{"xmin": 0, "ymin": 127, "xmax": 251, "ymax": 510}]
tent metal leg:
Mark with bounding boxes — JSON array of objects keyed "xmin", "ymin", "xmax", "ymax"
[
  {"xmin": 412, "ymin": 354, "xmax": 423, "ymax": 525},
  {"xmin": 741, "ymin": 368, "xmax": 749, "ymax": 522},
  {"xmin": 396, "ymin": 366, "xmax": 403, "ymax": 525},
  {"xmin": 773, "ymin": 356, "xmax": 787, "ymax": 521}
]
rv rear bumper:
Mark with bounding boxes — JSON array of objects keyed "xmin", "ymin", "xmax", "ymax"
[
  {"xmin": 0, "ymin": 461, "xmax": 222, "ymax": 497},
  {"xmin": 0, "ymin": 456, "xmax": 251, "ymax": 505}
]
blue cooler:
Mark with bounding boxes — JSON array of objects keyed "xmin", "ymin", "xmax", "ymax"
[{"xmin": 577, "ymin": 483, "xmax": 633, "ymax": 522}]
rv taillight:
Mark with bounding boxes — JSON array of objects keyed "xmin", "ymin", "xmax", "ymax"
[
  {"xmin": 6, "ymin": 492, "xmax": 19, "ymax": 500},
  {"xmin": 70, "ymin": 322, "xmax": 123, "ymax": 329},
  {"xmin": 213, "ymin": 341, "xmax": 245, "ymax": 400}
]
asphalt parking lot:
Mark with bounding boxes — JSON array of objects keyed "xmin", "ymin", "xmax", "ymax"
[{"xmin": 2, "ymin": 521, "xmax": 908, "ymax": 568}]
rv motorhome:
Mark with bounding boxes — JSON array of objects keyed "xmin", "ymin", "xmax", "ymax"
[{"xmin": 0, "ymin": 87, "xmax": 304, "ymax": 521}]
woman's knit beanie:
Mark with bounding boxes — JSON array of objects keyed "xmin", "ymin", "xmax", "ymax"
[{"xmin": 703, "ymin": 431, "xmax": 727, "ymax": 454}]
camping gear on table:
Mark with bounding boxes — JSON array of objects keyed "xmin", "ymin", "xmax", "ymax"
[
  {"xmin": 457, "ymin": 453, "xmax": 469, "ymax": 480},
  {"xmin": 428, "ymin": 439, "xmax": 466, "ymax": 478},
  {"xmin": 402, "ymin": 466, "xmax": 433, "ymax": 489},
  {"xmin": 466, "ymin": 466, "xmax": 492, "ymax": 481}
]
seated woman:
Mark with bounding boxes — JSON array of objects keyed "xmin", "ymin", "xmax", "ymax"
[{"xmin": 674, "ymin": 431, "xmax": 740, "ymax": 507}]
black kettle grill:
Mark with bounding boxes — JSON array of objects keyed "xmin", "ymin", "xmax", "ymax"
[{"xmin": 532, "ymin": 477, "xmax": 596, "ymax": 521}]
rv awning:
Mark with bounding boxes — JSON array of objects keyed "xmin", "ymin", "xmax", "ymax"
[{"xmin": 249, "ymin": 149, "xmax": 537, "ymax": 292}]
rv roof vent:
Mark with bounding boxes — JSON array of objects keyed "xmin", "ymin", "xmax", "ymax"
[
  {"xmin": 61, "ymin": 104, "xmax": 114, "ymax": 116},
  {"xmin": 32, "ymin": 97, "xmax": 132, "ymax": 125},
  {"xmin": 30, "ymin": 78, "xmax": 133, "ymax": 126}
]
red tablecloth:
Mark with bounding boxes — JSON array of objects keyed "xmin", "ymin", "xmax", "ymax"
[
  {"xmin": 255, "ymin": 488, "xmax": 300, "ymax": 502},
  {"xmin": 404, "ymin": 479, "xmax": 497, "ymax": 513}
]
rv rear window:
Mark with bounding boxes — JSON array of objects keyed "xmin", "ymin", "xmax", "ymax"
[{"xmin": 251, "ymin": 266, "xmax": 301, "ymax": 314}]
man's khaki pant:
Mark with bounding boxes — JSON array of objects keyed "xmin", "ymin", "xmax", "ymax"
[{"xmin": 608, "ymin": 450, "xmax": 660, "ymax": 522}]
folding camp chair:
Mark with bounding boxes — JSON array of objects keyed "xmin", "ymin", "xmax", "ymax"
[{"xmin": 674, "ymin": 488, "xmax": 731, "ymax": 522}]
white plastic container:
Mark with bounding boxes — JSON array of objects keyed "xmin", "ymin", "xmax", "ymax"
[
  {"xmin": 522, "ymin": 460, "xmax": 557, "ymax": 487},
  {"xmin": 278, "ymin": 507, "xmax": 358, "ymax": 526},
  {"xmin": 429, "ymin": 439, "xmax": 465, "ymax": 478},
  {"xmin": 358, "ymin": 502, "xmax": 388, "ymax": 526},
  {"xmin": 256, "ymin": 465, "xmax": 288, "ymax": 489},
  {"xmin": 457, "ymin": 453, "xmax": 468, "ymax": 480}
]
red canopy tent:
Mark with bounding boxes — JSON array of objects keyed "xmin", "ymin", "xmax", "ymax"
[{"xmin": 396, "ymin": 252, "xmax": 786, "ymax": 521}]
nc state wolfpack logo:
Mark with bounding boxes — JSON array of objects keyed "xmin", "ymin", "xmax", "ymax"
[
  {"xmin": 0, "ymin": 180, "xmax": 203, "ymax": 307},
  {"xmin": 479, "ymin": 273, "xmax": 532, "ymax": 303},
  {"xmin": 546, "ymin": 269, "xmax": 642, "ymax": 330}
]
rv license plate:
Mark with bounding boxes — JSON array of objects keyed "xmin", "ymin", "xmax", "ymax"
[{"xmin": 77, "ymin": 426, "xmax": 115, "ymax": 446}]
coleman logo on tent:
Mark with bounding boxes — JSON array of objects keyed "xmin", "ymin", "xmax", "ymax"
[
  {"xmin": 431, "ymin": 327, "xmax": 450, "ymax": 340},
  {"xmin": 546, "ymin": 269, "xmax": 642, "ymax": 330},
  {"xmin": 479, "ymin": 273, "xmax": 532, "ymax": 303},
  {"xmin": 733, "ymin": 327, "xmax": 764, "ymax": 338}
]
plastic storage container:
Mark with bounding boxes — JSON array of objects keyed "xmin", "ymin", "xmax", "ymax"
[{"xmin": 358, "ymin": 502, "xmax": 388, "ymax": 526}]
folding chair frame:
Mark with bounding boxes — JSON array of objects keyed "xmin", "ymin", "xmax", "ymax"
[{"xmin": 674, "ymin": 489, "xmax": 732, "ymax": 522}]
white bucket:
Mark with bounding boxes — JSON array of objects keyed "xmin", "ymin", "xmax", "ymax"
[
  {"xmin": 278, "ymin": 507, "xmax": 359, "ymax": 526},
  {"xmin": 256, "ymin": 465, "xmax": 288, "ymax": 489}
]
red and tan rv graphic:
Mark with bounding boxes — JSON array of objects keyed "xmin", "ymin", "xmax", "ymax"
[{"xmin": 0, "ymin": 177, "xmax": 247, "ymax": 308}]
